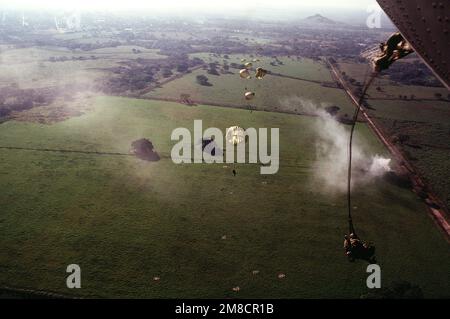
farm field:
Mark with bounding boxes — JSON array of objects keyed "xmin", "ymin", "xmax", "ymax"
[
  {"xmin": 190, "ymin": 53, "xmax": 334, "ymax": 82},
  {"xmin": 336, "ymin": 60, "xmax": 449, "ymax": 100},
  {"xmin": 334, "ymin": 59, "xmax": 450, "ymax": 211},
  {"xmin": 0, "ymin": 96, "xmax": 449, "ymax": 298},
  {"xmin": 0, "ymin": 46, "xmax": 166, "ymax": 89},
  {"xmin": 146, "ymin": 67, "xmax": 356, "ymax": 115},
  {"xmin": 368, "ymin": 100, "xmax": 450, "ymax": 124},
  {"xmin": 0, "ymin": 59, "xmax": 111, "ymax": 89},
  {"xmin": 367, "ymin": 99, "xmax": 450, "ymax": 209}
]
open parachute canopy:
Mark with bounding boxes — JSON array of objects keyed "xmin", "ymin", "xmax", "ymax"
[
  {"xmin": 244, "ymin": 91, "xmax": 256, "ymax": 100},
  {"xmin": 240, "ymin": 69, "xmax": 251, "ymax": 79},
  {"xmin": 226, "ymin": 126, "xmax": 246, "ymax": 146},
  {"xmin": 244, "ymin": 62, "xmax": 253, "ymax": 69}
]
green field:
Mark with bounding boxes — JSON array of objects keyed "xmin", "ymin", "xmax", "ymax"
[
  {"xmin": 368, "ymin": 100, "xmax": 450, "ymax": 125},
  {"xmin": 336, "ymin": 61, "xmax": 449, "ymax": 100},
  {"xmin": 0, "ymin": 46, "xmax": 165, "ymax": 89},
  {"xmin": 0, "ymin": 60, "xmax": 111, "ymax": 89},
  {"xmin": 1, "ymin": 96, "xmax": 449, "ymax": 298},
  {"xmin": 190, "ymin": 53, "xmax": 334, "ymax": 82},
  {"xmin": 367, "ymin": 98, "xmax": 450, "ymax": 210},
  {"xmin": 0, "ymin": 46, "xmax": 164, "ymax": 64},
  {"xmin": 147, "ymin": 67, "xmax": 355, "ymax": 115},
  {"xmin": 335, "ymin": 60, "xmax": 450, "ymax": 211}
]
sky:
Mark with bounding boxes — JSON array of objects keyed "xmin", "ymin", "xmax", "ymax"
[
  {"xmin": 0, "ymin": 0, "xmax": 384, "ymax": 24},
  {"xmin": 1, "ymin": 0, "xmax": 378, "ymax": 11}
]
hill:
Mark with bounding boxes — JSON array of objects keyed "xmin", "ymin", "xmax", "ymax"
[{"xmin": 300, "ymin": 14, "xmax": 346, "ymax": 28}]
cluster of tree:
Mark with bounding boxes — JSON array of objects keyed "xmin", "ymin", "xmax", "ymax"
[
  {"xmin": 4, "ymin": 12, "xmax": 390, "ymax": 64},
  {"xmin": 196, "ymin": 75, "xmax": 212, "ymax": 86},
  {"xmin": 65, "ymin": 40, "xmax": 122, "ymax": 51},
  {"xmin": 102, "ymin": 54, "xmax": 205, "ymax": 93},
  {"xmin": 49, "ymin": 55, "xmax": 98, "ymax": 62},
  {"xmin": 433, "ymin": 92, "xmax": 450, "ymax": 101},
  {"xmin": 177, "ymin": 63, "xmax": 189, "ymax": 73},
  {"xmin": 229, "ymin": 62, "xmax": 245, "ymax": 70},
  {"xmin": 0, "ymin": 86, "xmax": 56, "ymax": 118},
  {"xmin": 206, "ymin": 62, "xmax": 220, "ymax": 76},
  {"xmin": 221, "ymin": 63, "xmax": 231, "ymax": 74},
  {"xmin": 395, "ymin": 92, "xmax": 449, "ymax": 101},
  {"xmin": 398, "ymin": 95, "xmax": 415, "ymax": 100},
  {"xmin": 269, "ymin": 56, "xmax": 284, "ymax": 66},
  {"xmin": 105, "ymin": 64, "xmax": 156, "ymax": 93},
  {"xmin": 386, "ymin": 61, "xmax": 442, "ymax": 87},
  {"xmin": 161, "ymin": 67, "xmax": 173, "ymax": 78}
]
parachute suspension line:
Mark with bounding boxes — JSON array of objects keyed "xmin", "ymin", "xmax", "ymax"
[{"xmin": 346, "ymin": 70, "xmax": 378, "ymax": 235}]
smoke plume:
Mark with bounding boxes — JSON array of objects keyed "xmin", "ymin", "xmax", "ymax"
[{"xmin": 281, "ymin": 97, "xmax": 392, "ymax": 193}]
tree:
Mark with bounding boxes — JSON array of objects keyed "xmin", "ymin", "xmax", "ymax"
[
  {"xmin": 20, "ymin": 98, "xmax": 33, "ymax": 110},
  {"xmin": 162, "ymin": 68, "xmax": 173, "ymax": 78},
  {"xmin": 207, "ymin": 68, "xmax": 219, "ymax": 76},
  {"xmin": 191, "ymin": 57, "xmax": 204, "ymax": 66},
  {"xmin": 207, "ymin": 62, "xmax": 220, "ymax": 75},
  {"xmin": 177, "ymin": 63, "xmax": 189, "ymax": 73},
  {"xmin": 196, "ymin": 75, "xmax": 211, "ymax": 86},
  {"xmin": 180, "ymin": 93, "xmax": 191, "ymax": 101}
]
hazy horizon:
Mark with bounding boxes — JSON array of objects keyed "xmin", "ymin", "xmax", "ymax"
[
  {"xmin": 1, "ymin": 0, "xmax": 379, "ymax": 11},
  {"xmin": 0, "ymin": 0, "xmax": 388, "ymax": 26}
]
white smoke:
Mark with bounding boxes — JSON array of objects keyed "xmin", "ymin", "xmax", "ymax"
[
  {"xmin": 369, "ymin": 155, "xmax": 391, "ymax": 176},
  {"xmin": 279, "ymin": 96, "xmax": 325, "ymax": 115},
  {"xmin": 281, "ymin": 97, "xmax": 391, "ymax": 193}
]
